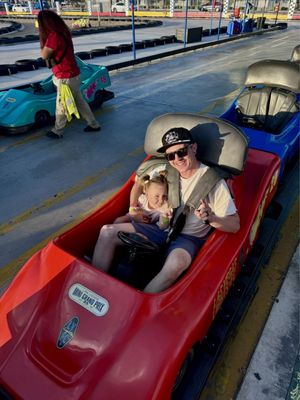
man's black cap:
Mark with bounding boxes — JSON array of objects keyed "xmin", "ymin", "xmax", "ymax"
[{"xmin": 157, "ymin": 127, "xmax": 193, "ymax": 153}]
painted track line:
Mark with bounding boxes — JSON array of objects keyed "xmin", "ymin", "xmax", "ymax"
[{"xmin": 0, "ymin": 146, "xmax": 143, "ymax": 235}]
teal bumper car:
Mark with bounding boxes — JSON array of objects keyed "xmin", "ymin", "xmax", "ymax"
[{"xmin": 0, "ymin": 57, "xmax": 114, "ymax": 134}]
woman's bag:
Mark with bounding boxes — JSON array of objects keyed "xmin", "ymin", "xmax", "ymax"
[{"xmin": 45, "ymin": 33, "xmax": 68, "ymax": 69}]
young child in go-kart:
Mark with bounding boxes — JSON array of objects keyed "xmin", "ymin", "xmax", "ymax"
[{"xmin": 114, "ymin": 172, "xmax": 173, "ymax": 230}]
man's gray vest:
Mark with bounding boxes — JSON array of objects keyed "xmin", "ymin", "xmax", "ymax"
[{"xmin": 136, "ymin": 156, "xmax": 230, "ymax": 213}]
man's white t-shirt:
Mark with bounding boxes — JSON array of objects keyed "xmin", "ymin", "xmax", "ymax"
[{"xmin": 177, "ymin": 164, "xmax": 237, "ymax": 238}]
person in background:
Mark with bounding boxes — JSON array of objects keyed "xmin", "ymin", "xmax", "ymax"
[{"xmin": 37, "ymin": 10, "xmax": 101, "ymax": 139}]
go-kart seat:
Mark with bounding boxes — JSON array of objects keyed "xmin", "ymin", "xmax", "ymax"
[
  {"xmin": 80, "ymin": 66, "xmax": 92, "ymax": 83},
  {"xmin": 236, "ymin": 60, "xmax": 299, "ymax": 133},
  {"xmin": 237, "ymin": 87, "xmax": 298, "ymax": 132},
  {"xmin": 291, "ymin": 44, "xmax": 300, "ymax": 63},
  {"xmin": 266, "ymin": 88, "xmax": 298, "ymax": 132},
  {"xmin": 144, "ymin": 113, "xmax": 248, "ymax": 176},
  {"xmin": 75, "ymin": 55, "xmax": 93, "ymax": 83},
  {"xmin": 236, "ymin": 87, "xmax": 271, "ymax": 129},
  {"xmin": 30, "ymin": 82, "xmax": 45, "ymax": 94}
]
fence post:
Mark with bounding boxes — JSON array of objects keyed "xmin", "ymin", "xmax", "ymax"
[{"xmin": 288, "ymin": 0, "xmax": 296, "ymax": 19}]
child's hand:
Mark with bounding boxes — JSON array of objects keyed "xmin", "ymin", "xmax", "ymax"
[
  {"xmin": 165, "ymin": 208, "xmax": 173, "ymax": 220},
  {"xmin": 134, "ymin": 213, "xmax": 151, "ymax": 223},
  {"xmin": 158, "ymin": 208, "xmax": 172, "ymax": 229},
  {"xmin": 129, "ymin": 207, "xmax": 150, "ymax": 223}
]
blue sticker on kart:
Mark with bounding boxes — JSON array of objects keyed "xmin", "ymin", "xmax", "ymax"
[
  {"xmin": 57, "ymin": 316, "xmax": 79, "ymax": 349},
  {"xmin": 68, "ymin": 283, "xmax": 109, "ymax": 316}
]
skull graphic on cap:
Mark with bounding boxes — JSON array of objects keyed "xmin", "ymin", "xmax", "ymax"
[{"xmin": 164, "ymin": 131, "xmax": 181, "ymax": 145}]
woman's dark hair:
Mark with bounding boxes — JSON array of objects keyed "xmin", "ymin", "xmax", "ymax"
[{"xmin": 38, "ymin": 10, "xmax": 70, "ymax": 47}]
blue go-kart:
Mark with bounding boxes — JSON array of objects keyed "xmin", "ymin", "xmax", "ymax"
[{"xmin": 220, "ymin": 57, "xmax": 299, "ymax": 179}]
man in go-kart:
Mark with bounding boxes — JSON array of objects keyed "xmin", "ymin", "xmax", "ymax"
[{"xmin": 92, "ymin": 127, "xmax": 240, "ymax": 293}]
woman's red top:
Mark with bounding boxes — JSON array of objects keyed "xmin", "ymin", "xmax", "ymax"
[{"xmin": 45, "ymin": 31, "xmax": 80, "ymax": 79}]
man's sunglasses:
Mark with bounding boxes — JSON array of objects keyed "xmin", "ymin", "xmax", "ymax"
[{"xmin": 165, "ymin": 145, "xmax": 190, "ymax": 161}]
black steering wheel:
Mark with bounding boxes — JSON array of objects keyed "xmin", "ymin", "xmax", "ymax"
[
  {"xmin": 118, "ymin": 231, "xmax": 160, "ymax": 252},
  {"xmin": 31, "ymin": 82, "xmax": 44, "ymax": 93}
]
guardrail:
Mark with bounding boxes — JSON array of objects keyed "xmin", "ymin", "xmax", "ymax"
[
  {"xmin": 106, "ymin": 23, "xmax": 287, "ymax": 71},
  {"xmin": 0, "ymin": 17, "xmax": 162, "ymax": 43},
  {"xmin": 0, "ymin": 22, "xmax": 287, "ymax": 79},
  {"xmin": 0, "ymin": 10, "xmax": 299, "ymax": 19}
]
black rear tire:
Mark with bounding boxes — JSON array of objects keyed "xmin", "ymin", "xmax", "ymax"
[
  {"xmin": 91, "ymin": 90, "xmax": 104, "ymax": 107},
  {"xmin": 172, "ymin": 348, "xmax": 195, "ymax": 393}
]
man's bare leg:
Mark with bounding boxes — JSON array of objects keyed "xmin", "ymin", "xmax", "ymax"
[
  {"xmin": 144, "ymin": 248, "xmax": 191, "ymax": 293},
  {"xmin": 92, "ymin": 222, "xmax": 136, "ymax": 271}
]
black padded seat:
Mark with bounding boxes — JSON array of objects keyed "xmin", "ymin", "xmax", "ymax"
[{"xmin": 235, "ymin": 60, "xmax": 299, "ymax": 133}]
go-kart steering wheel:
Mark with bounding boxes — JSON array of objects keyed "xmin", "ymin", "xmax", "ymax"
[
  {"xmin": 30, "ymin": 82, "xmax": 44, "ymax": 93},
  {"xmin": 118, "ymin": 231, "xmax": 160, "ymax": 252}
]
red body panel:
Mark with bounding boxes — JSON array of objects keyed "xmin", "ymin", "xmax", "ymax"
[{"xmin": 0, "ymin": 149, "xmax": 280, "ymax": 400}]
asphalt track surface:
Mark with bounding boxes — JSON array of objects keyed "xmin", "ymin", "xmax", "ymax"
[{"xmin": 0, "ymin": 20, "xmax": 299, "ymax": 398}]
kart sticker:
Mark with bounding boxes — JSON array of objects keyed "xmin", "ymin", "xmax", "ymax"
[
  {"xmin": 249, "ymin": 168, "xmax": 279, "ymax": 245},
  {"xmin": 213, "ymin": 257, "xmax": 238, "ymax": 318},
  {"xmin": 57, "ymin": 316, "xmax": 79, "ymax": 349},
  {"xmin": 5, "ymin": 97, "xmax": 16, "ymax": 103},
  {"xmin": 84, "ymin": 80, "xmax": 98, "ymax": 99},
  {"xmin": 68, "ymin": 283, "xmax": 109, "ymax": 316}
]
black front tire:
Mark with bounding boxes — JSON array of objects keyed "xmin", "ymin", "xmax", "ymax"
[
  {"xmin": 172, "ymin": 348, "xmax": 195, "ymax": 393},
  {"xmin": 93, "ymin": 90, "xmax": 104, "ymax": 107},
  {"xmin": 35, "ymin": 110, "xmax": 51, "ymax": 128}
]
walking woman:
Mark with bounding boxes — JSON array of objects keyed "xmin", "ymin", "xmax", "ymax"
[{"xmin": 38, "ymin": 10, "xmax": 101, "ymax": 139}]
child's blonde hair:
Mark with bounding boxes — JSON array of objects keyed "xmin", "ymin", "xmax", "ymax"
[{"xmin": 139, "ymin": 171, "xmax": 168, "ymax": 192}]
